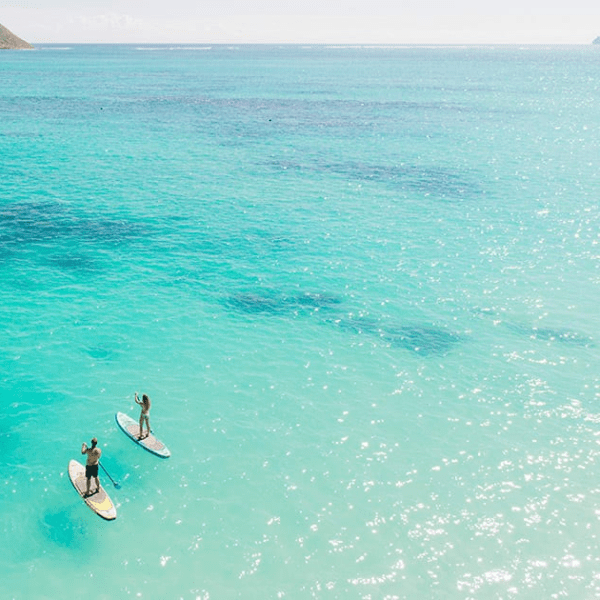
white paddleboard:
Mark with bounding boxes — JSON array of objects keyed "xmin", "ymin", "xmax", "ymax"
[
  {"xmin": 68, "ymin": 459, "xmax": 117, "ymax": 521},
  {"xmin": 115, "ymin": 411, "xmax": 171, "ymax": 458}
]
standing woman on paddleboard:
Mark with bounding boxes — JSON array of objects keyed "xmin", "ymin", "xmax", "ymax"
[{"xmin": 135, "ymin": 392, "xmax": 151, "ymax": 440}]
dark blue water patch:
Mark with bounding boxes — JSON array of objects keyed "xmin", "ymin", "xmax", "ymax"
[
  {"xmin": 293, "ymin": 292, "xmax": 343, "ymax": 308},
  {"xmin": 107, "ymin": 93, "xmax": 482, "ymax": 119},
  {"xmin": 79, "ymin": 217, "xmax": 141, "ymax": 245},
  {"xmin": 183, "ymin": 96, "xmax": 492, "ymax": 139},
  {"xmin": 0, "ymin": 201, "xmax": 66, "ymax": 245},
  {"xmin": 532, "ymin": 328, "xmax": 593, "ymax": 346},
  {"xmin": 241, "ymin": 227, "xmax": 299, "ymax": 253},
  {"xmin": 224, "ymin": 291, "xmax": 286, "ymax": 315},
  {"xmin": 332, "ymin": 316, "xmax": 380, "ymax": 335},
  {"xmin": 0, "ymin": 131, "xmax": 43, "ymax": 139},
  {"xmin": 0, "ymin": 96, "xmax": 103, "ymax": 123},
  {"xmin": 84, "ymin": 345, "xmax": 119, "ymax": 361},
  {"xmin": 330, "ymin": 317, "xmax": 463, "ymax": 356},
  {"xmin": 40, "ymin": 508, "xmax": 87, "ymax": 548},
  {"xmin": 0, "ymin": 200, "xmax": 143, "ymax": 249},
  {"xmin": 263, "ymin": 159, "xmax": 480, "ymax": 200},
  {"xmin": 384, "ymin": 325, "xmax": 463, "ymax": 355},
  {"xmin": 106, "ymin": 93, "xmax": 492, "ymax": 149},
  {"xmin": 224, "ymin": 290, "xmax": 344, "ymax": 316},
  {"xmin": 0, "ymin": 244, "xmax": 14, "ymax": 264},
  {"xmin": 507, "ymin": 323, "xmax": 594, "ymax": 347},
  {"xmin": 44, "ymin": 253, "xmax": 99, "ymax": 273},
  {"xmin": 227, "ymin": 294, "xmax": 462, "ymax": 355}
]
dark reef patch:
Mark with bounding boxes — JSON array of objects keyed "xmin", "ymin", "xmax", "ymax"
[
  {"xmin": 224, "ymin": 290, "xmax": 343, "ymax": 316},
  {"xmin": 330, "ymin": 317, "xmax": 463, "ymax": 355},
  {"xmin": 264, "ymin": 158, "xmax": 480, "ymax": 200},
  {"xmin": 384, "ymin": 325, "xmax": 463, "ymax": 355},
  {"xmin": 224, "ymin": 291, "xmax": 287, "ymax": 315},
  {"xmin": 45, "ymin": 253, "xmax": 98, "ymax": 273},
  {"xmin": 225, "ymin": 289, "xmax": 463, "ymax": 356},
  {"xmin": 0, "ymin": 201, "xmax": 142, "ymax": 249},
  {"xmin": 334, "ymin": 316, "xmax": 380, "ymax": 336},
  {"xmin": 293, "ymin": 292, "xmax": 343, "ymax": 308},
  {"xmin": 85, "ymin": 346, "xmax": 117, "ymax": 361},
  {"xmin": 508, "ymin": 323, "xmax": 594, "ymax": 347}
]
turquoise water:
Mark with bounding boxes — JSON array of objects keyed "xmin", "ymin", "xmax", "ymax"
[{"xmin": 1, "ymin": 44, "xmax": 600, "ymax": 599}]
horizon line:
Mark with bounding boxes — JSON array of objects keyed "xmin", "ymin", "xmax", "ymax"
[{"xmin": 25, "ymin": 41, "xmax": 600, "ymax": 46}]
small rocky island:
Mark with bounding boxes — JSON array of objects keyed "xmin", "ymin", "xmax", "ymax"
[
  {"xmin": 594, "ymin": 37, "xmax": 600, "ymax": 45},
  {"xmin": 0, "ymin": 23, "xmax": 33, "ymax": 49}
]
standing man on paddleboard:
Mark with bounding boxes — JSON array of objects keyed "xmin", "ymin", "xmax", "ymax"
[
  {"xmin": 81, "ymin": 437, "xmax": 102, "ymax": 496},
  {"xmin": 135, "ymin": 392, "xmax": 151, "ymax": 440}
]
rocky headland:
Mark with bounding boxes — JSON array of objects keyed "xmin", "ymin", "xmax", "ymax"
[{"xmin": 0, "ymin": 23, "xmax": 33, "ymax": 49}]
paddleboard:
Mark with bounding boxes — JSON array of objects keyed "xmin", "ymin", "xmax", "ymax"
[
  {"xmin": 68, "ymin": 460, "xmax": 117, "ymax": 521},
  {"xmin": 115, "ymin": 411, "xmax": 171, "ymax": 458}
]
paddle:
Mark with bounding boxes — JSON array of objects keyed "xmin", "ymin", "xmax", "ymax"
[{"xmin": 99, "ymin": 461, "xmax": 121, "ymax": 489}]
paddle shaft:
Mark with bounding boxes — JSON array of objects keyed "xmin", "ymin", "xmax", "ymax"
[{"xmin": 99, "ymin": 461, "xmax": 121, "ymax": 489}]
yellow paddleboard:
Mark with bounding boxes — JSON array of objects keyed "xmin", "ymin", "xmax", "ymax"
[{"xmin": 68, "ymin": 459, "xmax": 117, "ymax": 521}]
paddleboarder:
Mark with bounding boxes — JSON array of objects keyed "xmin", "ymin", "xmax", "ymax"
[
  {"xmin": 135, "ymin": 392, "xmax": 151, "ymax": 440},
  {"xmin": 81, "ymin": 437, "xmax": 102, "ymax": 497}
]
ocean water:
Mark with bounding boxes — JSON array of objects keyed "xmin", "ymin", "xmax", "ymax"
[{"xmin": 1, "ymin": 43, "xmax": 600, "ymax": 599}]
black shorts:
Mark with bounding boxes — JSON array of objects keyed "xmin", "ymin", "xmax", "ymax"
[{"xmin": 86, "ymin": 464, "xmax": 99, "ymax": 478}]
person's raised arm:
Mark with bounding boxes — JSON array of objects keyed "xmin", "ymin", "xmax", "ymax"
[{"xmin": 81, "ymin": 442, "xmax": 88, "ymax": 455}]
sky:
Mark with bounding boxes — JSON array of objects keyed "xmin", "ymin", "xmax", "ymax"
[{"xmin": 2, "ymin": 0, "xmax": 600, "ymax": 44}]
